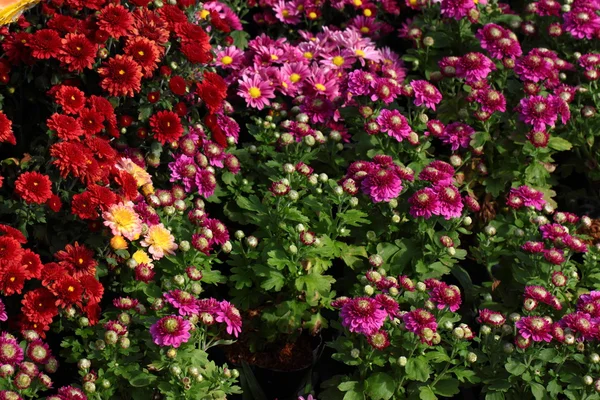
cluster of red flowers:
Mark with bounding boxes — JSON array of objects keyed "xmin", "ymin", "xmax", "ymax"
[{"xmin": 0, "ymin": 225, "xmax": 102, "ymax": 336}]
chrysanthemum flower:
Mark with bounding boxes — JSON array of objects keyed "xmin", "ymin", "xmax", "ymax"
[
  {"xmin": 403, "ymin": 309, "xmax": 437, "ymax": 334},
  {"xmin": 477, "ymin": 309, "xmax": 506, "ymax": 327},
  {"xmin": 28, "ymin": 29, "xmax": 61, "ymax": 60},
  {"xmin": 434, "ymin": 185, "xmax": 464, "ymax": 219},
  {"xmin": 440, "ymin": 0, "xmax": 476, "ymax": 20},
  {"xmin": 516, "ymin": 316, "xmax": 552, "ymax": 342},
  {"xmin": 14, "ymin": 172, "xmax": 52, "ymax": 205},
  {"xmin": 54, "ymin": 242, "xmax": 97, "ymax": 278},
  {"xmin": 54, "ymin": 86, "xmax": 85, "ymax": 115},
  {"xmin": 0, "ymin": 111, "xmax": 15, "ymax": 145},
  {"xmin": 97, "ymin": 4, "xmax": 134, "ymax": 39},
  {"xmin": 58, "ymin": 34, "xmax": 97, "ymax": 72},
  {"xmin": 376, "ymin": 109, "xmax": 412, "ymax": 142},
  {"xmin": 141, "ymin": 223, "xmax": 178, "ymax": 260},
  {"xmin": 21, "ymin": 288, "xmax": 58, "ymax": 326},
  {"xmin": 26, "ymin": 340, "xmax": 51, "ymax": 364},
  {"xmin": 164, "ymin": 290, "xmax": 199, "ymax": 317},
  {"xmin": 124, "ymin": 36, "xmax": 161, "ymax": 78},
  {"xmin": 410, "ymin": 80, "xmax": 442, "ymax": 110},
  {"xmin": 408, "ymin": 188, "xmax": 439, "ymax": 219},
  {"xmin": 103, "ymin": 202, "xmax": 142, "ymax": 241},
  {"xmin": 0, "ymin": 333, "xmax": 24, "ymax": 365},
  {"xmin": 150, "ymin": 315, "xmax": 191, "ymax": 348},
  {"xmin": 361, "ymin": 169, "xmax": 403, "ymax": 203},
  {"xmin": 149, "ymin": 110, "xmax": 184, "ymax": 145},
  {"xmin": 367, "ymin": 330, "xmax": 390, "ymax": 350},
  {"xmin": 340, "ymin": 297, "xmax": 387, "ymax": 335},
  {"xmin": 237, "ymin": 74, "xmax": 275, "ymax": 110},
  {"xmin": 98, "ymin": 55, "xmax": 143, "ymax": 98},
  {"xmin": 50, "ymin": 276, "xmax": 83, "ymax": 308},
  {"xmin": 216, "ymin": 301, "xmax": 242, "ymax": 337},
  {"xmin": 429, "ymin": 283, "xmax": 462, "ymax": 311}
]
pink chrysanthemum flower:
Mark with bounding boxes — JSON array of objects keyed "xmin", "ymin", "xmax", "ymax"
[
  {"xmin": 440, "ymin": 0, "xmax": 476, "ymax": 20},
  {"xmin": 477, "ymin": 89, "xmax": 506, "ymax": 113},
  {"xmin": 524, "ymin": 285, "xmax": 551, "ymax": 303},
  {"xmin": 514, "ymin": 54, "xmax": 554, "ymax": 82},
  {"xmin": 367, "ymin": 330, "xmax": 390, "ymax": 350},
  {"xmin": 403, "ymin": 309, "xmax": 437, "ymax": 334},
  {"xmin": 439, "ymin": 122, "xmax": 474, "ymax": 151},
  {"xmin": 560, "ymin": 312, "xmax": 597, "ymax": 340},
  {"xmin": 0, "ymin": 299, "xmax": 6, "ymax": 322},
  {"xmin": 273, "ymin": 0, "xmax": 301, "ymax": 24},
  {"xmin": 140, "ymin": 223, "xmax": 178, "ymax": 260},
  {"xmin": 521, "ymin": 241, "xmax": 545, "ymax": 253},
  {"xmin": 463, "ymin": 195, "xmax": 481, "ymax": 212},
  {"xmin": 434, "ymin": 185, "xmax": 464, "ymax": 219},
  {"xmin": 410, "ymin": 80, "xmax": 442, "ymax": 110},
  {"xmin": 543, "ymin": 248, "xmax": 565, "ymax": 265},
  {"xmin": 517, "ymin": 95, "xmax": 561, "ymax": 132},
  {"xmin": 539, "ymin": 223, "xmax": 568, "ymax": 240},
  {"xmin": 456, "ymin": 53, "xmax": 496, "ymax": 83},
  {"xmin": 375, "ymin": 294, "xmax": 399, "ymax": 317},
  {"xmin": 477, "ymin": 309, "xmax": 506, "ymax": 327},
  {"xmin": 429, "ymin": 283, "xmax": 462, "ymax": 312},
  {"xmin": 103, "ymin": 202, "xmax": 142, "ymax": 241},
  {"xmin": 516, "ymin": 316, "xmax": 552, "ymax": 342},
  {"xmin": 150, "ymin": 315, "xmax": 191, "ymax": 348},
  {"xmin": 216, "ymin": 301, "xmax": 242, "ymax": 337},
  {"xmin": 409, "ymin": 188, "xmax": 440, "ymax": 219},
  {"xmin": 419, "ymin": 161, "xmax": 455, "ymax": 186},
  {"xmin": 510, "ymin": 185, "xmax": 546, "ymax": 210},
  {"xmin": 376, "ymin": 109, "xmax": 412, "ymax": 142},
  {"xmin": 0, "ymin": 333, "xmax": 24, "ymax": 365},
  {"xmin": 214, "ymin": 46, "xmax": 244, "ymax": 70},
  {"xmin": 237, "ymin": 74, "xmax": 276, "ymax": 110},
  {"xmin": 164, "ymin": 290, "xmax": 199, "ymax": 317},
  {"xmin": 340, "ymin": 297, "xmax": 388, "ymax": 335},
  {"xmin": 563, "ymin": 9, "xmax": 600, "ymax": 40},
  {"xmin": 361, "ymin": 169, "xmax": 403, "ymax": 203},
  {"xmin": 577, "ymin": 291, "xmax": 600, "ymax": 317}
]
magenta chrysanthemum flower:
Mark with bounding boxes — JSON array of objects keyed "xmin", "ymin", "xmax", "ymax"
[
  {"xmin": 361, "ymin": 169, "xmax": 403, "ymax": 203},
  {"xmin": 197, "ymin": 298, "xmax": 221, "ymax": 316},
  {"xmin": 375, "ymin": 294, "xmax": 399, "ymax": 317},
  {"xmin": 409, "ymin": 188, "xmax": 440, "ymax": 219},
  {"xmin": 429, "ymin": 283, "xmax": 462, "ymax": 312},
  {"xmin": 477, "ymin": 89, "xmax": 506, "ymax": 113},
  {"xmin": 456, "ymin": 53, "xmax": 496, "ymax": 83},
  {"xmin": 376, "ymin": 109, "xmax": 412, "ymax": 142},
  {"xmin": 440, "ymin": 0, "xmax": 476, "ymax": 20},
  {"xmin": 367, "ymin": 330, "xmax": 390, "ymax": 350},
  {"xmin": 517, "ymin": 95, "xmax": 560, "ymax": 132},
  {"xmin": 0, "ymin": 333, "xmax": 24, "ymax": 365},
  {"xmin": 419, "ymin": 161, "xmax": 455, "ymax": 186},
  {"xmin": 403, "ymin": 309, "xmax": 437, "ymax": 334},
  {"xmin": 543, "ymin": 248, "xmax": 565, "ymax": 265},
  {"xmin": 0, "ymin": 299, "xmax": 6, "ymax": 322},
  {"xmin": 439, "ymin": 122, "xmax": 474, "ymax": 151},
  {"xmin": 215, "ymin": 301, "xmax": 242, "ymax": 337},
  {"xmin": 238, "ymin": 74, "xmax": 275, "ymax": 110},
  {"xmin": 577, "ymin": 291, "xmax": 600, "ymax": 317},
  {"xmin": 477, "ymin": 309, "xmax": 506, "ymax": 327},
  {"xmin": 164, "ymin": 290, "xmax": 199, "ymax": 317},
  {"xmin": 195, "ymin": 169, "xmax": 217, "ymax": 198},
  {"xmin": 168, "ymin": 154, "xmax": 198, "ymax": 192},
  {"xmin": 410, "ymin": 80, "xmax": 442, "ymax": 110},
  {"xmin": 563, "ymin": 9, "xmax": 600, "ymax": 40},
  {"xmin": 522, "ymin": 241, "xmax": 545, "ymax": 253},
  {"xmin": 524, "ymin": 285, "xmax": 550, "ymax": 303},
  {"xmin": 516, "ymin": 316, "xmax": 552, "ymax": 342},
  {"xmin": 433, "ymin": 185, "xmax": 464, "ymax": 219},
  {"xmin": 560, "ymin": 312, "xmax": 597, "ymax": 340},
  {"xmin": 539, "ymin": 223, "xmax": 568, "ymax": 240},
  {"xmin": 340, "ymin": 297, "xmax": 387, "ymax": 335},
  {"xmin": 150, "ymin": 315, "xmax": 191, "ymax": 348},
  {"xmin": 510, "ymin": 185, "xmax": 546, "ymax": 210}
]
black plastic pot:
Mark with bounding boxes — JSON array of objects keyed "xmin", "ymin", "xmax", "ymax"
[{"xmin": 229, "ymin": 335, "xmax": 324, "ymax": 400}]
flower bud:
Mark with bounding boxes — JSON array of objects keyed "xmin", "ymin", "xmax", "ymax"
[
  {"xmin": 398, "ymin": 356, "xmax": 407, "ymax": 366},
  {"xmin": 246, "ymin": 236, "xmax": 258, "ymax": 248},
  {"xmin": 453, "ymin": 327, "xmax": 465, "ymax": 339},
  {"xmin": 105, "ymin": 331, "xmax": 118, "ymax": 345},
  {"xmin": 288, "ymin": 190, "xmax": 299, "ymax": 201},
  {"xmin": 591, "ymin": 353, "xmax": 600, "ymax": 364},
  {"xmin": 467, "ymin": 352, "xmax": 477, "ymax": 363},
  {"xmin": 416, "ymin": 282, "xmax": 427, "ymax": 292},
  {"xmin": 463, "ymin": 216, "xmax": 472, "ymax": 226},
  {"xmin": 83, "ymin": 382, "xmax": 96, "ymax": 393},
  {"xmin": 289, "ymin": 244, "xmax": 298, "ymax": 254},
  {"xmin": 584, "ymin": 375, "xmax": 594, "ymax": 385},
  {"xmin": 443, "ymin": 321, "xmax": 454, "ymax": 330},
  {"xmin": 78, "ymin": 359, "xmax": 91, "ymax": 370},
  {"xmin": 509, "ymin": 313, "xmax": 521, "ymax": 322},
  {"xmin": 484, "ymin": 226, "xmax": 496, "ymax": 236},
  {"xmin": 503, "ymin": 343, "xmax": 514, "ymax": 354},
  {"xmin": 480, "ymin": 325, "xmax": 492, "ymax": 335},
  {"xmin": 364, "ymin": 285, "xmax": 374, "ymax": 296},
  {"xmin": 170, "ymin": 365, "xmax": 181, "ymax": 376},
  {"xmin": 369, "ymin": 254, "xmax": 383, "ymax": 267},
  {"xmin": 423, "ymin": 36, "xmax": 434, "ymax": 47},
  {"xmin": 595, "ymin": 379, "xmax": 600, "ymax": 392},
  {"xmin": 79, "ymin": 317, "xmax": 90, "ymax": 327},
  {"xmin": 350, "ymin": 348, "xmax": 360, "ymax": 358}
]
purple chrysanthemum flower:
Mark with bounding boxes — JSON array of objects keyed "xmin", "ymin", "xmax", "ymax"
[
  {"xmin": 361, "ymin": 169, "xmax": 403, "ymax": 203},
  {"xmin": 477, "ymin": 89, "xmax": 506, "ymax": 113},
  {"xmin": 543, "ymin": 248, "xmax": 565, "ymax": 265},
  {"xmin": 340, "ymin": 297, "xmax": 387, "ymax": 335},
  {"xmin": 439, "ymin": 122, "xmax": 474, "ymax": 151},
  {"xmin": 164, "ymin": 290, "xmax": 200, "ymax": 317},
  {"xmin": 150, "ymin": 315, "xmax": 191, "ymax": 348},
  {"xmin": 216, "ymin": 301, "xmax": 242, "ymax": 337},
  {"xmin": 440, "ymin": 0, "xmax": 476, "ymax": 20},
  {"xmin": 477, "ymin": 309, "xmax": 506, "ymax": 327},
  {"xmin": 375, "ymin": 294, "xmax": 399, "ymax": 317},
  {"xmin": 410, "ymin": 80, "xmax": 442, "ymax": 110},
  {"xmin": 168, "ymin": 154, "xmax": 198, "ymax": 192},
  {"xmin": 0, "ymin": 333, "xmax": 24, "ymax": 365},
  {"xmin": 560, "ymin": 312, "xmax": 597, "ymax": 341},
  {"xmin": 539, "ymin": 223, "xmax": 569, "ymax": 240},
  {"xmin": 577, "ymin": 291, "xmax": 600, "ymax": 317},
  {"xmin": 434, "ymin": 185, "xmax": 464, "ymax": 219},
  {"xmin": 563, "ymin": 9, "xmax": 600, "ymax": 40},
  {"xmin": 203, "ymin": 218, "xmax": 230, "ymax": 245},
  {"xmin": 456, "ymin": 53, "xmax": 496, "ymax": 83},
  {"xmin": 516, "ymin": 316, "xmax": 552, "ymax": 342},
  {"xmin": 514, "ymin": 53, "xmax": 554, "ymax": 83},
  {"xmin": 408, "ymin": 188, "xmax": 440, "ymax": 219},
  {"xmin": 195, "ymin": 169, "xmax": 217, "ymax": 198},
  {"xmin": 376, "ymin": 109, "xmax": 412, "ymax": 142},
  {"xmin": 510, "ymin": 185, "xmax": 546, "ymax": 210},
  {"xmin": 517, "ymin": 95, "xmax": 560, "ymax": 132}
]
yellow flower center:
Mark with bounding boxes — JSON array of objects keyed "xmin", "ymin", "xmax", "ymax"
[
  {"xmin": 360, "ymin": 27, "xmax": 369, "ymax": 33},
  {"xmin": 314, "ymin": 83, "xmax": 326, "ymax": 91},
  {"xmin": 355, "ymin": 49, "xmax": 365, "ymax": 57},
  {"xmin": 303, "ymin": 51, "xmax": 313, "ymax": 59},
  {"xmin": 270, "ymin": 54, "xmax": 279, "ymax": 61},
  {"xmin": 199, "ymin": 9, "xmax": 210, "ymax": 19},
  {"xmin": 221, "ymin": 55, "xmax": 233, "ymax": 65},
  {"xmin": 68, "ymin": 286, "xmax": 74, "ymax": 292},
  {"xmin": 290, "ymin": 73, "xmax": 301, "ymax": 83},
  {"xmin": 308, "ymin": 11, "xmax": 317, "ymax": 19},
  {"xmin": 332, "ymin": 56, "xmax": 344, "ymax": 66},
  {"xmin": 138, "ymin": 50, "xmax": 144, "ymax": 56},
  {"xmin": 119, "ymin": 70, "xmax": 125, "ymax": 75},
  {"xmin": 249, "ymin": 87, "xmax": 261, "ymax": 99},
  {"xmin": 282, "ymin": 9, "xmax": 289, "ymax": 17},
  {"xmin": 353, "ymin": 0, "xmax": 362, "ymax": 5}
]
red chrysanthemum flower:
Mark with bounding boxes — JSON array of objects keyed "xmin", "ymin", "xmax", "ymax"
[
  {"xmin": 149, "ymin": 110, "xmax": 184, "ymax": 144},
  {"xmin": 51, "ymin": 276, "xmax": 83, "ymax": 308},
  {"xmin": 20, "ymin": 249, "xmax": 43, "ymax": 279},
  {"xmin": 79, "ymin": 108, "xmax": 105, "ymax": 136},
  {"xmin": 0, "ymin": 236, "xmax": 23, "ymax": 268},
  {"xmin": 58, "ymin": 34, "xmax": 98, "ymax": 72},
  {"xmin": 83, "ymin": 300, "xmax": 101, "ymax": 325},
  {"xmin": 132, "ymin": 8, "xmax": 170, "ymax": 45},
  {"xmin": 124, "ymin": 36, "xmax": 161, "ymax": 78},
  {"xmin": 55, "ymin": 242, "xmax": 97, "ymax": 278},
  {"xmin": 28, "ymin": 29, "xmax": 61, "ymax": 59},
  {"xmin": 114, "ymin": 170, "xmax": 139, "ymax": 201},
  {"xmin": 0, "ymin": 263, "xmax": 28, "ymax": 295},
  {"xmin": 196, "ymin": 71, "xmax": 228, "ymax": 113},
  {"xmin": 47, "ymin": 114, "xmax": 83, "ymax": 141},
  {"xmin": 158, "ymin": 4, "xmax": 188, "ymax": 29},
  {"xmin": 88, "ymin": 184, "xmax": 118, "ymax": 212},
  {"xmin": 98, "ymin": 55, "xmax": 143, "ymax": 97},
  {"xmin": 169, "ymin": 76, "xmax": 187, "ymax": 96},
  {"xmin": 50, "ymin": 141, "xmax": 93, "ymax": 179},
  {"xmin": 55, "ymin": 86, "xmax": 86, "ymax": 114},
  {"xmin": 14, "ymin": 172, "xmax": 53, "ymax": 204},
  {"xmin": 209, "ymin": 10, "xmax": 231, "ymax": 33},
  {"xmin": 40, "ymin": 262, "xmax": 68, "ymax": 287},
  {"xmin": 2, "ymin": 32, "xmax": 34, "ymax": 65},
  {"xmin": 79, "ymin": 275, "xmax": 104, "ymax": 304},
  {"xmin": 21, "ymin": 288, "xmax": 59, "ymax": 326},
  {"xmin": 0, "ymin": 224, "xmax": 26, "ymax": 244},
  {"xmin": 47, "ymin": 14, "xmax": 83, "ymax": 35},
  {"xmin": 97, "ymin": 4, "xmax": 134, "ymax": 38},
  {"xmin": 174, "ymin": 21, "xmax": 209, "ymax": 44},
  {"xmin": 181, "ymin": 42, "xmax": 213, "ymax": 64},
  {"xmin": 0, "ymin": 111, "xmax": 15, "ymax": 145},
  {"xmin": 70, "ymin": 191, "xmax": 99, "ymax": 220}
]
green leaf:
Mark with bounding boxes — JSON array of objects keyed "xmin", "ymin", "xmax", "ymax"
[
  {"xmin": 547, "ymin": 380, "xmax": 561, "ymax": 397},
  {"xmin": 406, "ymin": 357, "xmax": 431, "ymax": 382},
  {"xmin": 537, "ymin": 348, "xmax": 559, "ymax": 362},
  {"xmin": 338, "ymin": 209, "xmax": 370, "ymax": 227},
  {"xmin": 434, "ymin": 378, "xmax": 460, "ymax": 397},
  {"xmin": 548, "ymin": 136, "xmax": 572, "ymax": 151},
  {"xmin": 261, "ymin": 270, "xmax": 285, "ymax": 291},
  {"xmin": 365, "ymin": 372, "xmax": 395, "ymax": 400},
  {"xmin": 343, "ymin": 391, "xmax": 365, "ymax": 400},
  {"xmin": 419, "ymin": 386, "xmax": 437, "ymax": 400},
  {"xmin": 531, "ymin": 382, "xmax": 547, "ymax": 400},
  {"xmin": 230, "ymin": 30, "xmax": 250, "ymax": 50},
  {"xmin": 505, "ymin": 359, "xmax": 527, "ymax": 376},
  {"xmin": 236, "ymin": 195, "xmax": 266, "ymax": 213},
  {"xmin": 129, "ymin": 371, "xmax": 157, "ymax": 387},
  {"xmin": 485, "ymin": 393, "xmax": 505, "ymax": 400},
  {"xmin": 295, "ymin": 273, "xmax": 335, "ymax": 303}
]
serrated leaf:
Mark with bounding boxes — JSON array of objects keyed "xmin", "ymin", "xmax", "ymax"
[
  {"xmin": 406, "ymin": 357, "xmax": 431, "ymax": 382},
  {"xmin": 338, "ymin": 209, "xmax": 370, "ymax": 227},
  {"xmin": 505, "ymin": 359, "xmax": 526, "ymax": 376},
  {"xmin": 366, "ymin": 373, "xmax": 395, "ymax": 400}
]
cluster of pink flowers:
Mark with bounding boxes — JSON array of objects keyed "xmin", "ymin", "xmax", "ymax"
[
  {"xmin": 506, "ymin": 185, "xmax": 546, "ymax": 210},
  {"xmin": 425, "ymin": 279, "xmax": 462, "ymax": 312}
]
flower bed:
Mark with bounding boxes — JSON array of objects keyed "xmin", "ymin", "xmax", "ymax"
[{"xmin": 1, "ymin": 0, "xmax": 600, "ymax": 399}]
